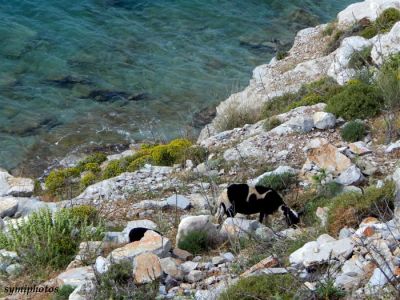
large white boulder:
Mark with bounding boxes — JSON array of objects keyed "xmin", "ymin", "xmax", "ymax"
[
  {"xmin": 219, "ymin": 218, "xmax": 261, "ymax": 239},
  {"xmin": 0, "ymin": 171, "xmax": 34, "ymax": 197},
  {"xmin": 176, "ymin": 215, "xmax": 219, "ymax": 247},
  {"xmin": 0, "ymin": 197, "xmax": 18, "ymax": 218},
  {"xmin": 313, "ymin": 112, "xmax": 336, "ymax": 129},
  {"xmin": 336, "ymin": 165, "xmax": 365, "ymax": 186},
  {"xmin": 289, "ymin": 234, "xmax": 354, "ymax": 267},
  {"xmin": 371, "ymin": 22, "xmax": 400, "ymax": 64},
  {"xmin": 337, "ymin": 0, "xmax": 400, "ymax": 29}
]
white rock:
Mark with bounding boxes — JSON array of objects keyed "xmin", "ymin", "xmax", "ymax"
[
  {"xmin": 166, "ymin": 195, "xmax": 191, "ymax": 210},
  {"xmin": 6, "ymin": 263, "xmax": 22, "ymax": 276},
  {"xmin": 160, "ymin": 257, "xmax": 183, "ymax": 280},
  {"xmin": 385, "ymin": 139, "xmax": 400, "ymax": 153},
  {"xmin": 186, "ymin": 270, "xmax": 204, "ymax": 283},
  {"xmin": 212, "ymin": 256, "xmax": 226, "ymax": 265},
  {"xmin": 107, "ymin": 149, "xmax": 135, "ymax": 161},
  {"xmin": 0, "ymin": 197, "xmax": 18, "ymax": 218},
  {"xmin": 132, "ymin": 199, "xmax": 168, "ymax": 210},
  {"xmin": 176, "ymin": 215, "xmax": 219, "ymax": 247},
  {"xmin": 249, "ymin": 166, "xmax": 297, "ymax": 186},
  {"xmin": 336, "ymin": 165, "xmax": 365, "ymax": 186},
  {"xmin": 180, "ymin": 261, "xmax": 198, "ymax": 273},
  {"xmin": 348, "ymin": 141, "xmax": 372, "ymax": 155},
  {"xmin": 367, "ymin": 266, "xmax": 392, "ymax": 288},
  {"xmin": 338, "ymin": 0, "xmax": 400, "ymax": 29},
  {"xmin": 313, "ymin": 112, "xmax": 336, "ymax": 129},
  {"xmin": 289, "ymin": 235, "xmax": 354, "ymax": 267},
  {"xmin": 57, "ymin": 266, "xmax": 95, "ymax": 288},
  {"xmin": 94, "ymin": 256, "xmax": 109, "ymax": 274},
  {"xmin": 219, "ymin": 218, "xmax": 260, "ymax": 239},
  {"xmin": 371, "ymin": 22, "xmax": 400, "ymax": 65},
  {"xmin": 222, "ymin": 252, "xmax": 235, "ymax": 262},
  {"xmin": 0, "ymin": 171, "xmax": 34, "ymax": 197}
]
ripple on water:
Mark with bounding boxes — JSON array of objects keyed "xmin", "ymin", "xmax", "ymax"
[{"xmin": 0, "ymin": 0, "xmax": 355, "ymax": 174}]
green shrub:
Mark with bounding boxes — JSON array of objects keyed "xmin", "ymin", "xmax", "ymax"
[
  {"xmin": 264, "ymin": 117, "xmax": 282, "ymax": 131},
  {"xmin": 316, "ymin": 280, "xmax": 346, "ymax": 300},
  {"xmin": 340, "ymin": 120, "xmax": 366, "ymax": 142},
  {"xmin": 257, "ymin": 172, "xmax": 297, "ymax": 191},
  {"xmin": 102, "ymin": 160, "xmax": 125, "ymax": 179},
  {"xmin": 327, "ymin": 181, "xmax": 395, "ymax": 235},
  {"xmin": 276, "ymin": 51, "xmax": 288, "ymax": 60},
  {"xmin": 80, "ymin": 172, "xmax": 97, "ymax": 189},
  {"xmin": 82, "ymin": 162, "xmax": 101, "ymax": 173},
  {"xmin": 178, "ymin": 230, "xmax": 211, "ymax": 254},
  {"xmin": 77, "ymin": 153, "xmax": 107, "ymax": 169},
  {"xmin": 94, "ymin": 261, "xmax": 158, "ymax": 300},
  {"xmin": 359, "ymin": 8, "xmax": 400, "ymax": 39},
  {"xmin": 45, "ymin": 167, "xmax": 80, "ymax": 195},
  {"xmin": 0, "ymin": 208, "xmax": 103, "ymax": 281},
  {"xmin": 319, "ymin": 182, "xmax": 344, "ymax": 198},
  {"xmin": 127, "ymin": 155, "xmax": 153, "ymax": 172},
  {"xmin": 218, "ymin": 274, "xmax": 307, "ymax": 300},
  {"xmin": 326, "ymin": 80, "xmax": 382, "ymax": 120},
  {"xmin": 151, "ymin": 138, "xmax": 192, "ymax": 166},
  {"xmin": 182, "ymin": 145, "xmax": 208, "ymax": 165},
  {"xmin": 262, "ymin": 93, "xmax": 300, "ymax": 119},
  {"xmin": 360, "ymin": 26, "xmax": 378, "ymax": 39},
  {"xmin": 348, "ymin": 46, "xmax": 372, "ymax": 69},
  {"xmin": 52, "ymin": 285, "xmax": 75, "ymax": 300},
  {"xmin": 286, "ymin": 94, "xmax": 324, "ymax": 111},
  {"xmin": 69, "ymin": 205, "xmax": 99, "ymax": 225}
]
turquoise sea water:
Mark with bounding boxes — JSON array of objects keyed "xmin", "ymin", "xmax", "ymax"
[{"xmin": 0, "ymin": 0, "xmax": 354, "ymax": 174}]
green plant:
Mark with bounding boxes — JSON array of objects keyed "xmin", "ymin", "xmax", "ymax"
[
  {"xmin": 52, "ymin": 285, "xmax": 75, "ymax": 300},
  {"xmin": 276, "ymin": 51, "xmax": 288, "ymax": 60},
  {"xmin": 376, "ymin": 53, "xmax": 400, "ymax": 143},
  {"xmin": 218, "ymin": 274, "xmax": 308, "ymax": 300},
  {"xmin": 360, "ymin": 8, "xmax": 400, "ymax": 38},
  {"xmin": 286, "ymin": 94, "xmax": 324, "ymax": 110},
  {"xmin": 0, "ymin": 208, "xmax": 103, "ymax": 282},
  {"xmin": 348, "ymin": 46, "xmax": 373, "ymax": 69},
  {"xmin": 315, "ymin": 279, "xmax": 346, "ymax": 300},
  {"xmin": 214, "ymin": 104, "xmax": 260, "ymax": 132},
  {"xmin": 151, "ymin": 138, "xmax": 192, "ymax": 165},
  {"xmin": 327, "ymin": 181, "xmax": 395, "ymax": 235},
  {"xmin": 182, "ymin": 145, "xmax": 208, "ymax": 165},
  {"xmin": 326, "ymin": 80, "xmax": 382, "ymax": 120},
  {"xmin": 264, "ymin": 117, "xmax": 282, "ymax": 131},
  {"xmin": 80, "ymin": 172, "xmax": 97, "ymax": 189},
  {"xmin": 45, "ymin": 167, "xmax": 80, "ymax": 196},
  {"xmin": 262, "ymin": 93, "xmax": 300, "ymax": 118},
  {"xmin": 257, "ymin": 172, "xmax": 297, "ymax": 191},
  {"xmin": 77, "ymin": 153, "xmax": 107, "ymax": 170},
  {"xmin": 340, "ymin": 120, "xmax": 366, "ymax": 142},
  {"xmin": 126, "ymin": 155, "xmax": 153, "ymax": 172},
  {"xmin": 319, "ymin": 182, "xmax": 344, "ymax": 198},
  {"xmin": 69, "ymin": 205, "xmax": 99, "ymax": 225},
  {"xmin": 102, "ymin": 160, "xmax": 124, "ymax": 179},
  {"xmin": 82, "ymin": 162, "xmax": 101, "ymax": 173},
  {"xmin": 94, "ymin": 261, "xmax": 158, "ymax": 300},
  {"xmin": 177, "ymin": 230, "xmax": 212, "ymax": 254}
]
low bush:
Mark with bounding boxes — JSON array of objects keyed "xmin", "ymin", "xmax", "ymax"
[
  {"xmin": 214, "ymin": 104, "xmax": 260, "ymax": 132},
  {"xmin": 177, "ymin": 230, "xmax": 212, "ymax": 254},
  {"xmin": 326, "ymin": 80, "xmax": 382, "ymax": 120},
  {"xmin": 327, "ymin": 181, "xmax": 395, "ymax": 235},
  {"xmin": 0, "ymin": 208, "xmax": 104, "ymax": 282},
  {"xmin": 263, "ymin": 117, "xmax": 282, "ymax": 131},
  {"xmin": 315, "ymin": 279, "xmax": 346, "ymax": 300},
  {"xmin": 218, "ymin": 274, "xmax": 309, "ymax": 300},
  {"xmin": 102, "ymin": 160, "xmax": 124, "ymax": 179},
  {"xmin": 45, "ymin": 167, "xmax": 80, "ymax": 196},
  {"xmin": 80, "ymin": 172, "xmax": 97, "ymax": 189},
  {"xmin": 76, "ymin": 152, "xmax": 107, "ymax": 170},
  {"xmin": 257, "ymin": 172, "xmax": 297, "ymax": 191},
  {"xmin": 127, "ymin": 155, "xmax": 153, "ymax": 172},
  {"xmin": 69, "ymin": 205, "xmax": 100, "ymax": 225},
  {"xmin": 276, "ymin": 51, "xmax": 288, "ymax": 60},
  {"xmin": 94, "ymin": 261, "xmax": 158, "ymax": 300},
  {"xmin": 340, "ymin": 120, "xmax": 366, "ymax": 142},
  {"xmin": 52, "ymin": 285, "xmax": 75, "ymax": 300},
  {"xmin": 262, "ymin": 93, "xmax": 300, "ymax": 119},
  {"xmin": 81, "ymin": 162, "xmax": 101, "ymax": 173},
  {"xmin": 286, "ymin": 93, "xmax": 323, "ymax": 111},
  {"xmin": 348, "ymin": 46, "xmax": 373, "ymax": 69},
  {"xmin": 360, "ymin": 8, "xmax": 400, "ymax": 38},
  {"xmin": 182, "ymin": 145, "xmax": 208, "ymax": 165}
]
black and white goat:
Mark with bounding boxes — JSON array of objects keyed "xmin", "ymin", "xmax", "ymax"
[{"xmin": 215, "ymin": 183, "xmax": 301, "ymax": 226}]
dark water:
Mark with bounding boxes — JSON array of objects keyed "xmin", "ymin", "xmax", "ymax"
[{"xmin": 0, "ymin": 0, "xmax": 354, "ymax": 175}]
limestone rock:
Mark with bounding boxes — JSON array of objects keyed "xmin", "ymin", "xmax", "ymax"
[
  {"xmin": 289, "ymin": 234, "xmax": 354, "ymax": 267},
  {"xmin": 160, "ymin": 257, "xmax": 183, "ymax": 280},
  {"xmin": 0, "ymin": 170, "xmax": 34, "ymax": 197},
  {"xmin": 371, "ymin": 22, "xmax": 400, "ymax": 65},
  {"xmin": 107, "ymin": 231, "xmax": 171, "ymax": 263},
  {"xmin": 180, "ymin": 261, "xmax": 198, "ymax": 273},
  {"xmin": 249, "ymin": 166, "xmax": 297, "ymax": 186},
  {"xmin": 0, "ymin": 197, "xmax": 18, "ymax": 218},
  {"xmin": 57, "ymin": 266, "xmax": 95, "ymax": 288},
  {"xmin": 348, "ymin": 141, "xmax": 372, "ymax": 155},
  {"xmin": 306, "ymin": 143, "xmax": 352, "ymax": 174},
  {"xmin": 336, "ymin": 165, "xmax": 365, "ymax": 186},
  {"xmin": 186, "ymin": 270, "xmax": 204, "ymax": 283},
  {"xmin": 338, "ymin": 0, "xmax": 400, "ymax": 29},
  {"xmin": 172, "ymin": 248, "xmax": 193, "ymax": 261},
  {"xmin": 95, "ymin": 256, "xmax": 110, "ymax": 274},
  {"xmin": 313, "ymin": 112, "xmax": 336, "ymax": 129},
  {"xmin": 176, "ymin": 215, "xmax": 219, "ymax": 247},
  {"xmin": 385, "ymin": 139, "xmax": 400, "ymax": 153},
  {"xmin": 166, "ymin": 195, "xmax": 191, "ymax": 210},
  {"xmin": 219, "ymin": 218, "xmax": 260, "ymax": 239},
  {"xmin": 132, "ymin": 253, "xmax": 162, "ymax": 284}
]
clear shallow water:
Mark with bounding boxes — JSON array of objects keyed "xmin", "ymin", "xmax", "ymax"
[{"xmin": 0, "ymin": 0, "xmax": 354, "ymax": 174}]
